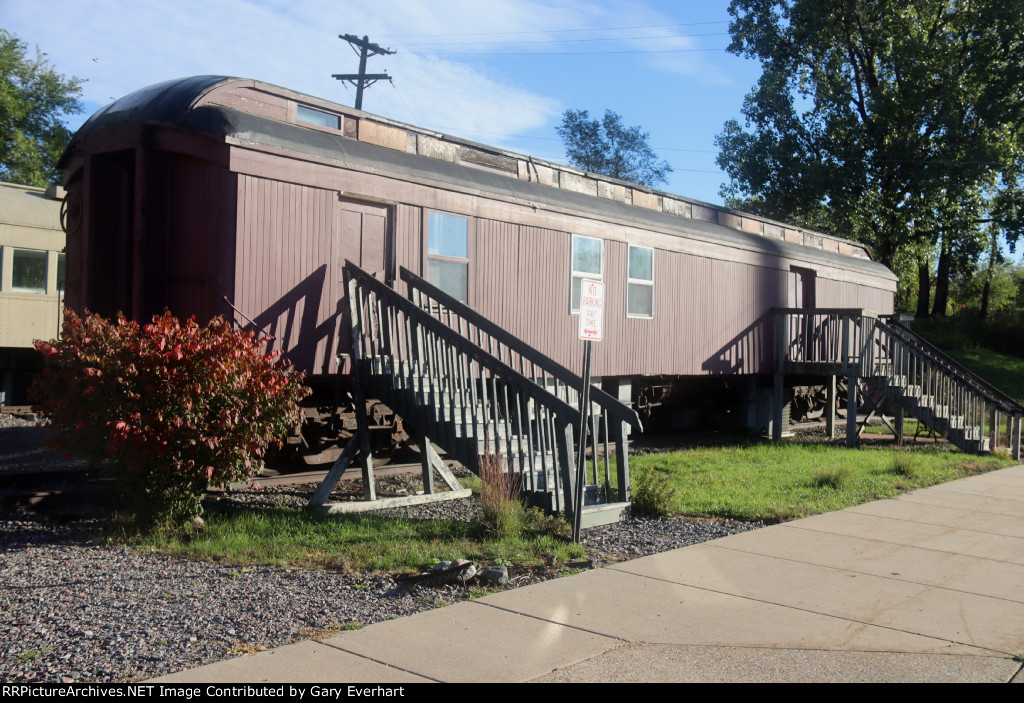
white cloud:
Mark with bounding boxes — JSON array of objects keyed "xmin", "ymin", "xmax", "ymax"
[
  {"xmin": 3, "ymin": 0, "xmax": 736, "ymax": 184},
  {"xmin": 5, "ymin": 0, "xmax": 588, "ymax": 141}
]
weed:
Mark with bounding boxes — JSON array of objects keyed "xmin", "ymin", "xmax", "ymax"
[
  {"xmin": 890, "ymin": 450, "xmax": 917, "ymax": 477},
  {"xmin": 556, "ymin": 568, "xmax": 585, "ymax": 578},
  {"xmin": 478, "ymin": 453, "xmax": 526, "ymax": 538},
  {"xmin": 228, "ymin": 642, "xmax": 267, "ymax": 656},
  {"xmin": 18, "ymin": 646, "xmax": 52, "ymax": 661},
  {"xmin": 812, "ymin": 466, "xmax": 849, "ymax": 489},
  {"xmin": 524, "ymin": 506, "xmax": 572, "ymax": 537},
  {"xmin": 631, "ymin": 465, "xmax": 676, "ymax": 516},
  {"xmin": 341, "ymin": 622, "xmax": 365, "ymax": 631},
  {"xmin": 326, "ymin": 554, "xmax": 352, "ymax": 573}
]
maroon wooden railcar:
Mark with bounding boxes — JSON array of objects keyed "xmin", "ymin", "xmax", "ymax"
[{"xmin": 58, "ymin": 76, "xmax": 896, "ymax": 430}]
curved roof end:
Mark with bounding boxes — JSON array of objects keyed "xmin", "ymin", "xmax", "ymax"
[{"xmin": 60, "ymin": 75, "xmax": 238, "ymax": 169}]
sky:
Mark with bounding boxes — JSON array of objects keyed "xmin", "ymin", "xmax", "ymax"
[{"xmin": 4, "ymin": 0, "xmax": 763, "ymax": 206}]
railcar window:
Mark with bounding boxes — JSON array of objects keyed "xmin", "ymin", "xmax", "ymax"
[
  {"xmin": 570, "ymin": 234, "xmax": 603, "ymax": 314},
  {"xmin": 627, "ymin": 244, "xmax": 654, "ymax": 318},
  {"xmin": 12, "ymin": 249, "xmax": 47, "ymax": 293},
  {"xmin": 297, "ymin": 105, "xmax": 340, "ymax": 130},
  {"xmin": 427, "ymin": 212, "xmax": 469, "ymax": 302}
]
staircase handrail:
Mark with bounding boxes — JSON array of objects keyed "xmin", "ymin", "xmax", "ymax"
[
  {"xmin": 348, "ymin": 263, "xmax": 582, "ymax": 423},
  {"xmin": 876, "ymin": 318, "xmax": 1024, "ymax": 414},
  {"xmin": 400, "ymin": 266, "xmax": 643, "ymax": 431}
]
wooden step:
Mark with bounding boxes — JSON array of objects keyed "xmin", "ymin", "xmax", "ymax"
[{"xmin": 580, "ymin": 501, "xmax": 631, "ymax": 529}]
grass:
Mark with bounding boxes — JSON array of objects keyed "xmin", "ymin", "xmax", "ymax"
[
  {"xmin": 811, "ymin": 465, "xmax": 850, "ymax": 489},
  {"xmin": 861, "ymin": 418, "xmax": 920, "ymax": 435},
  {"xmin": 478, "ymin": 452, "xmax": 527, "ymax": 538},
  {"xmin": 106, "ymin": 501, "xmax": 582, "ymax": 575},
  {"xmin": 944, "ymin": 347, "xmax": 1024, "ymax": 403},
  {"xmin": 889, "ymin": 449, "xmax": 918, "ymax": 477},
  {"xmin": 628, "ymin": 442, "xmax": 1014, "ymax": 522},
  {"xmin": 102, "ymin": 425, "xmax": 1014, "ymax": 573}
]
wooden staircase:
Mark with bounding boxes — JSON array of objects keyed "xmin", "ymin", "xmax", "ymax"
[
  {"xmin": 866, "ymin": 318, "xmax": 1023, "ymax": 454},
  {"xmin": 774, "ymin": 309, "xmax": 1023, "ymax": 458},
  {"xmin": 333, "ymin": 262, "xmax": 643, "ymax": 529}
]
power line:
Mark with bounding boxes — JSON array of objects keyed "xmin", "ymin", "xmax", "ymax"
[
  {"xmin": 375, "ymin": 21, "xmax": 728, "ymax": 40},
  {"xmin": 396, "ymin": 32, "xmax": 728, "ymax": 47},
  {"xmin": 407, "ymin": 46, "xmax": 728, "ymax": 56}
]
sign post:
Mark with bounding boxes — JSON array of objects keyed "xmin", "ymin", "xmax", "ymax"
[{"xmin": 573, "ymin": 279, "xmax": 604, "ymax": 541}]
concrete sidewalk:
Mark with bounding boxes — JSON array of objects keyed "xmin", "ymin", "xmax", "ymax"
[{"xmin": 154, "ymin": 465, "xmax": 1024, "ymax": 683}]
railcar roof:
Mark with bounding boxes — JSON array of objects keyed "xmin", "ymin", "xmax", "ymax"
[
  {"xmin": 64, "ymin": 76, "xmax": 895, "ymax": 282},
  {"xmin": 0, "ymin": 182, "xmax": 62, "ymax": 231}
]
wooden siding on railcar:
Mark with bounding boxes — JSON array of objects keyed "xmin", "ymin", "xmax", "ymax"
[
  {"xmin": 234, "ymin": 175, "xmax": 342, "ymax": 376},
  {"xmin": 225, "ymin": 156, "xmax": 896, "ymax": 381},
  {"xmin": 468, "ymin": 224, "xmax": 791, "ymax": 378}
]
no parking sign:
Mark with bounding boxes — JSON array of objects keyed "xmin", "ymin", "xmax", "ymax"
[{"xmin": 577, "ymin": 278, "xmax": 604, "ymax": 341}]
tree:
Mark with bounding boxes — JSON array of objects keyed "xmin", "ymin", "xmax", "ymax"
[
  {"xmin": 715, "ymin": 1, "xmax": 1024, "ymax": 314},
  {"xmin": 0, "ymin": 30, "xmax": 84, "ymax": 187},
  {"xmin": 556, "ymin": 109, "xmax": 672, "ymax": 187}
]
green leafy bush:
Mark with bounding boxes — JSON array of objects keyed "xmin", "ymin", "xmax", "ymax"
[
  {"xmin": 631, "ymin": 465, "xmax": 677, "ymax": 516},
  {"xmin": 31, "ymin": 310, "xmax": 309, "ymax": 522}
]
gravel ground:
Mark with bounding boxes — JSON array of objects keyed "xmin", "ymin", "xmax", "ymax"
[{"xmin": 0, "ymin": 417, "xmax": 768, "ymax": 683}]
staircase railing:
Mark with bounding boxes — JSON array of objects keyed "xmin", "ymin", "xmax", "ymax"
[
  {"xmin": 345, "ymin": 262, "xmax": 634, "ymax": 524},
  {"xmin": 773, "ymin": 308, "xmax": 1023, "ymax": 457},
  {"xmin": 870, "ymin": 319, "xmax": 1023, "ymax": 456},
  {"xmin": 773, "ymin": 308, "xmax": 878, "ymax": 376},
  {"xmin": 879, "ymin": 317, "xmax": 1024, "ymax": 415},
  {"xmin": 400, "ymin": 267, "xmax": 642, "ymax": 505}
]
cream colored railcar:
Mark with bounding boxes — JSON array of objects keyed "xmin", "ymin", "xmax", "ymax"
[{"xmin": 0, "ymin": 182, "xmax": 65, "ymax": 405}]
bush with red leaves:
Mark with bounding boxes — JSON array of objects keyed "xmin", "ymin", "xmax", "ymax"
[{"xmin": 31, "ymin": 310, "xmax": 310, "ymax": 522}]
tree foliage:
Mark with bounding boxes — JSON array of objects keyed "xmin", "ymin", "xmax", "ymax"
[
  {"xmin": 31, "ymin": 311, "xmax": 310, "ymax": 522},
  {"xmin": 0, "ymin": 29, "xmax": 84, "ymax": 187},
  {"xmin": 715, "ymin": 0, "xmax": 1024, "ymax": 303},
  {"xmin": 557, "ymin": 109, "xmax": 672, "ymax": 187}
]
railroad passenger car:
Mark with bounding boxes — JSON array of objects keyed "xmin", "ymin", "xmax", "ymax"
[
  {"xmin": 57, "ymin": 76, "xmax": 897, "ymax": 431},
  {"xmin": 0, "ymin": 182, "xmax": 65, "ymax": 405}
]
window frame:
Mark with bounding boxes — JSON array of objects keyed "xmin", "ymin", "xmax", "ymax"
[
  {"xmin": 56, "ymin": 252, "xmax": 66, "ymax": 294},
  {"xmin": 296, "ymin": 104, "xmax": 341, "ymax": 130},
  {"xmin": 626, "ymin": 244, "xmax": 654, "ymax": 319},
  {"xmin": 424, "ymin": 210, "xmax": 471, "ymax": 303},
  {"xmin": 10, "ymin": 248, "xmax": 48, "ymax": 294},
  {"xmin": 570, "ymin": 234, "xmax": 604, "ymax": 315}
]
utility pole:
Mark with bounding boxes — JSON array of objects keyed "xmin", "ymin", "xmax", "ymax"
[{"xmin": 332, "ymin": 34, "xmax": 395, "ymax": 111}]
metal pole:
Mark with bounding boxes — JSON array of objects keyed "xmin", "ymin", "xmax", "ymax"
[{"xmin": 572, "ymin": 340, "xmax": 593, "ymax": 542}]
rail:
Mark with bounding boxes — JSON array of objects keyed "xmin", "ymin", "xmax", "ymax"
[
  {"xmin": 400, "ymin": 267, "xmax": 641, "ymax": 504},
  {"xmin": 401, "ymin": 267, "xmax": 643, "ymax": 432},
  {"xmin": 773, "ymin": 308, "xmax": 878, "ymax": 376},
  {"xmin": 773, "ymin": 308, "xmax": 1023, "ymax": 457},
  {"xmin": 347, "ymin": 262, "xmax": 635, "ymax": 525},
  {"xmin": 879, "ymin": 316, "xmax": 1024, "ymax": 415}
]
